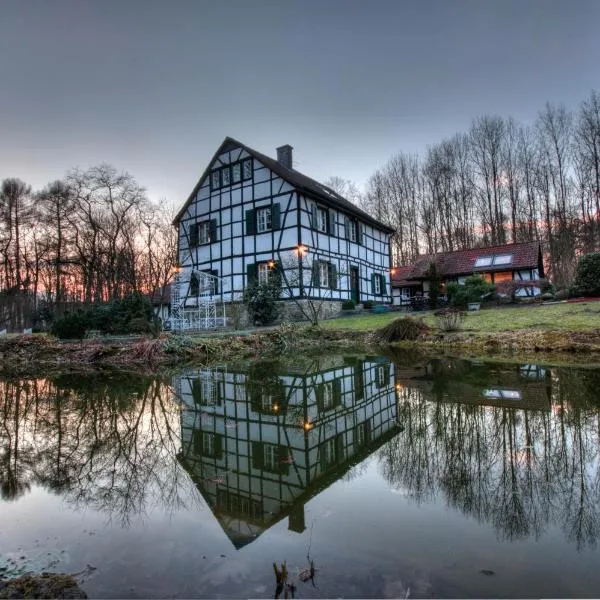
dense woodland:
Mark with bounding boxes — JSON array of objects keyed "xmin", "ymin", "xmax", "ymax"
[
  {"xmin": 2, "ymin": 90, "xmax": 599, "ymax": 329},
  {"xmin": 330, "ymin": 89, "xmax": 600, "ymax": 289}
]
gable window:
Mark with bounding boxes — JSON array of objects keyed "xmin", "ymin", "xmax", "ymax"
[
  {"xmin": 221, "ymin": 166, "xmax": 231, "ymax": 187},
  {"xmin": 231, "ymin": 162, "xmax": 241, "ymax": 183},
  {"xmin": 242, "ymin": 158, "xmax": 253, "ymax": 180},
  {"xmin": 210, "ymin": 170, "xmax": 220, "ymax": 190},
  {"xmin": 256, "ymin": 206, "xmax": 272, "ymax": 233}
]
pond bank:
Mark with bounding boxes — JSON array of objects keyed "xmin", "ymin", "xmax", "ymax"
[
  {"xmin": 0, "ymin": 573, "xmax": 86, "ymax": 599},
  {"xmin": 1, "ymin": 323, "xmax": 600, "ymax": 375}
]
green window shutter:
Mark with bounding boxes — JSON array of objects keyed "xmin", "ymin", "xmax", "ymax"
[
  {"xmin": 273, "ymin": 260, "xmax": 283, "ymax": 286},
  {"xmin": 271, "ymin": 203, "xmax": 281, "ymax": 230},
  {"xmin": 252, "ymin": 442, "xmax": 264, "ymax": 470},
  {"xmin": 214, "ymin": 434, "xmax": 223, "ymax": 460},
  {"xmin": 383, "ymin": 364, "xmax": 391, "ymax": 385},
  {"xmin": 246, "ymin": 263, "xmax": 257, "ymax": 286},
  {"xmin": 311, "ymin": 259, "xmax": 319, "ymax": 287},
  {"xmin": 210, "ymin": 219, "xmax": 218, "ymax": 242},
  {"xmin": 191, "ymin": 378, "xmax": 202, "ymax": 405},
  {"xmin": 335, "ymin": 433, "xmax": 344, "ymax": 463},
  {"xmin": 311, "ymin": 204, "xmax": 318, "ymax": 229},
  {"xmin": 316, "ymin": 383, "xmax": 324, "ymax": 411},
  {"xmin": 211, "ymin": 270, "xmax": 219, "ymax": 294},
  {"xmin": 380, "ymin": 274, "xmax": 387, "ymax": 295},
  {"xmin": 371, "ymin": 273, "xmax": 376, "ymax": 295},
  {"xmin": 329, "ymin": 262, "xmax": 338, "ymax": 290},
  {"xmin": 358, "ymin": 224, "xmax": 364, "ymax": 245},
  {"xmin": 329, "ymin": 210, "xmax": 336, "ymax": 236},
  {"xmin": 344, "ymin": 217, "xmax": 350, "ymax": 239},
  {"xmin": 364, "ymin": 419, "xmax": 372, "ymax": 443},
  {"xmin": 245, "ymin": 209, "xmax": 256, "ymax": 235},
  {"xmin": 333, "ymin": 378, "xmax": 342, "ymax": 407},
  {"xmin": 189, "ymin": 223, "xmax": 199, "ymax": 246},
  {"xmin": 190, "ymin": 273, "xmax": 200, "ymax": 296},
  {"xmin": 354, "ymin": 363, "xmax": 364, "ymax": 400}
]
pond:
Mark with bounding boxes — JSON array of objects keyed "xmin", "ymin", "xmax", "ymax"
[{"xmin": 1, "ymin": 355, "xmax": 600, "ymax": 598}]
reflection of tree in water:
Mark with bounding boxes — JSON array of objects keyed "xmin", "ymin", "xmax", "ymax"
[
  {"xmin": 0, "ymin": 374, "xmax": 201, "ymax": 525},
  {"xmin": 381, "ymin": 367, "xmax": 600, "ymax": 549}
]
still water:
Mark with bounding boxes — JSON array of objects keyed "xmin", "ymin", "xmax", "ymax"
[{"xmin": 1, "ymin": 356, "xmax": 600, "ymax": 598}]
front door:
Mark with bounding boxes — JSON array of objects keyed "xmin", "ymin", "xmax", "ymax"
[{"xmin": 350, "ymin": 266, "xmax": 360, "ymax": 304}]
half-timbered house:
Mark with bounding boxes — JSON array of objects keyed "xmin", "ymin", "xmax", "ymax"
[
  {"xmin": 171, "ymin": 137, "xmax": 394, "ymax": 328},
  {"xmin": 174, "ymin": 356, "xmax": 399, "ymax": 548}
]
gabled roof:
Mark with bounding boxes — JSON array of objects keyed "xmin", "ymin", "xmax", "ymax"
[
  {"xmin": 391, "ymin": 266, "xmax": 422, "ymax": 288},
  {"xmin": 174, "ymin": 136, "xmax": 395, "ymax": 233},
  {"xmin": 392, "ymin": 241, "xmax": 543, "ymax": 284}
]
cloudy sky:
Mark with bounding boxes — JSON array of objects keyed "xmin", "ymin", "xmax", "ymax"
[{"xmin": 1, "ymin": 0, "xmax": 598, "ymax": 208}]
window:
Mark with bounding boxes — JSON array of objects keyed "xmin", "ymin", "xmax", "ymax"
[
  {"xmin": 221, "ymin": 166, "xmax": 231, "ymax": 187},
  {"xmin": 257, "ymin": 262, "xmax": 270, "ymax": 285},
  {"xmin": 374, "ymin": 275, "xmax": 381, "ymax": 295},
  {"xmin": 198, "ymin": 221, "xmax": 211, "ymax": 245},
  {"xmin": 263, "ymin": 444, "xmax": 278, "ymax": 471},
  {"xmin": 202, "ymin": 432, "xmax": 215, "ymax": 456},
  {"xmin": 231, "ymin": 163, "xmax": 241, "ymax": 183},
  {"xmin": 320, "ymin": 381, "xmax": 334, "ymax": 410},
  {"xmin": 242, "ymin": 158, "xmax": 252, "ymax": 180},
  {"xmin": 321, "ymin": 438, "xmax": 337, "ymax": 468},
  {"xmin": 355, "ymin": 423, "xmax": 366, "ymax": 447},
  {"xmin": 349, "ymin": 220, "xmax": 357, "ymax": 242},
  {"xmin": 210, "ymin": 170, "xmax": 220, "ymax": 190},
  {"xmin": 316, "ymin": 206, "xmax": 328, "ymax": 233},
  {"xmin": 319, "ymin": 262, "xmax": 329, "ymax": 287},
  {"xmin": 376, "ymin": 366, "xmax": 386, "ymax": 387},
  {"xmin": 483, "ymin": 389, "xmax": 522, "ymax": 400},
  {"xmin": 493, "ymin": 254, "xmax": 513, "ymax": 266},
  {"xmin": 474, "ymin": 256, "xmax": 493, "ymax": 267},
  {"xmin": 256, "ymin": 207, "xmax": 272, "ymax": 233}
]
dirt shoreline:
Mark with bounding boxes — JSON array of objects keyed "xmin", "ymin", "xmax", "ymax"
[{"xmin": 1, "ymin": 326, "xmax": 599, "ymax": 376}]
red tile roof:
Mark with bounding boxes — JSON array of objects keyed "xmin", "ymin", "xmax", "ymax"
[
  {"xmin": 392, "ymin": 241, "xmax": 543, "ymax": 285},
  {"xmin": 391, "ymin": 266, "xmax": 423, "ymax": 287}
]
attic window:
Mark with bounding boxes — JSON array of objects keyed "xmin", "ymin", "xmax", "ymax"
[
  {"xmin": 493, "ymin": 254, "xmax": 513, "ymax": 266},
  {"xmin": 474, "ymin": 256, "xmax": 493, "ymax": 267}
]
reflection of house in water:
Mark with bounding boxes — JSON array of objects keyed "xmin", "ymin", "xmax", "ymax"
[
  {"xmin": 174, "ymin": 357, "xmax": 399, "ymax": 549},
  {"xmin": 395, "ymin": 359, "xmax": 552, "ymax": 411}
]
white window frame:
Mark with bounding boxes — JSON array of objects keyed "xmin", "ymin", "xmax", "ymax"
[
  {"xmin": 198, "ymin": 221, "xmax": 211, "ymax": 245},
  {"xmin": 257, "ymin": 262, "xmax": 270, "ymax": 285},
  {"xmin": 322, "ymin": 437, "xmax": 336, "ymax": 467},
  {"xmin": 376, "ymin": 366, "xmax": 386, "ymax": 387},
  {"xmin": 242, "ymin": 158, "xmax": 253, "ymax": 180},
  {"xmin": 318, "ymin": 262, "xmax": 330, "ymax": 288},
  {"xmin": 231, "ymin": 163, "xmax": 241, "ymax": 183},
  {"xmin": 263, "ymin": 444, "xmax": 278, "ymax": 470},
  {"xmin": 211, "ymin": 170, "xmax": 220, "ymax": 190},
  {"xmin": 492, "ymin": 254, "xmax": 513, "ymax": 266},
  {"xmin": 202, "ymin": 432, "xmax": 215, "ymax": 456},
  {"xmin": 316, "ymin": 206, "xmax": 328, "ymax": 233},
  {"xmin": 474, "ymin": 256, "xmax": 493, "ymax": 267},
  {"xmin": 374, "ymin": 275, "xmax": 382, "ymax": 295},
  {"xmin": 349, "ymin": 219, "xmax": 357, "ymax": 242},
  {"xmin": 356, "ymin": 423, "xmax": 365, "ymax": 446},
  {"xmin": 321, "ymin": 380, "xmax": 334, "ymax": 410},
  {"xmin": 256, "ymin": 207, "xmax": 272, "ymax": 233}
]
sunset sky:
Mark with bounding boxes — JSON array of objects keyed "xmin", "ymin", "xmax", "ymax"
[{"xmin": 1, "ymin": 0, "xmax": 598, "ymax": 209}]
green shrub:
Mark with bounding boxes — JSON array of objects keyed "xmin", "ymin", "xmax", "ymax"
[
  {"xmin": 555, "ymin": 289, "xmax": 569, "ymax": 301},
  {"xmin": 362, "ymin": 300, "xmax": 375, "ymax": 309},
  {"xmin": 244, "ymin": 281, "xmax": 281, "ymax": 326},
  {"xmin": 447, "ymin": 276, "xmax": 495, "ymax": 309},
  {"xmin": 341, "ymin": 299, "xmax": 356, "ymax": 310},
  {"xmin": 51, "ymin": 311, "xmax": 89, "ymax": 339},
  {"xmin": 569, "ymin": 253, "xmax": 600, "ymax": 297}
]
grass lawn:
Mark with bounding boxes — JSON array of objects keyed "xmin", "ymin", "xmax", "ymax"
[{"xmin": 320, "ymin": 302, "xmax": 600, "ymax": 334}]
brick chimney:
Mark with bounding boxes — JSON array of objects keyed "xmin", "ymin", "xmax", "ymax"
[{"xmin": 276, "ymin": 144, "xmax": 293, "ymax": 169}]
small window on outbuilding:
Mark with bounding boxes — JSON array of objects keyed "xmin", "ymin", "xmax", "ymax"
[{"xmin": 474, "ymin": 256, "xmax": 493, "ymax": 267}]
